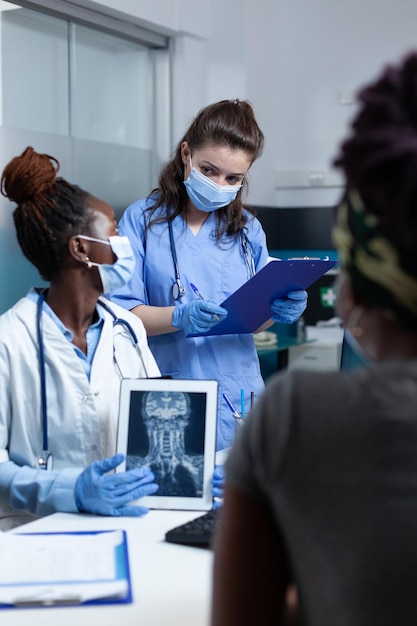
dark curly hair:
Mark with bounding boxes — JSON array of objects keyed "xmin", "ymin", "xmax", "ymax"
[
  {"xmin": 334, "ymin": 52, "xmax": 417, "ymax": 250},
  {"xmin": 147, "ymin": 99, "xmax": 264, "ymax": 239},
  {"xmin": 1, "ymin": 146, "xmax": 93, "ymax": 281}
]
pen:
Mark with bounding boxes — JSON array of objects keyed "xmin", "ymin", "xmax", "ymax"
[
  {"xmin": 190, "ymin": 283, "xmax": 219, "ymax": 320},
  {"xmin": 250, "ymin": 391, "xmax": 255, "ymax": 411},
  {"xmin": 223, "ymin": 393, "xmax": 244, "ymax": 425},
  {"xmin": 240, "ymin": 389, "xmax": 245, "ymax": 417}
]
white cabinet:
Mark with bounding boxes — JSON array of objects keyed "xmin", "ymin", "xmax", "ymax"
[{"xmin": 288, "ymin": 340, "xmax": 342, "ymax": 371}]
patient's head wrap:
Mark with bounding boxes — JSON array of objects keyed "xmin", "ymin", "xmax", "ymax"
[{"xmin": 332, "ymin": 188, "xmax": 417, "ymax": 331}]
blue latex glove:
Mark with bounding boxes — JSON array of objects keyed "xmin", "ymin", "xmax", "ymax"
[
  {"xmin": 271, "ymin": 289, "xmax": 307, "ymax": 324},
  {"xmin": 172, "ymin": 299, "xmax": 228, "ymax": 335},
  {"xmin": 75, "ymin": 453, "xmax": 158, "ymax": 517},
  {"xmin": 211, "ymin": 465, "xmax": 225, "ymax": 509}
]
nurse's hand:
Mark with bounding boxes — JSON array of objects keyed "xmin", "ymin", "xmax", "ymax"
[
  {"xmin": 75, "ymin": 453, "xmax": 159, "ymax": 517},
  {"xmin": 172, "ymin": 299, "xmax": 228, "ymax": 335},
  {"xmin": 271, "ymin": 290, "xmax": 307, "ymax": 324},
  {"xmin": 211, "ymin": 465, "xmax": 225, "ymax": 509}
]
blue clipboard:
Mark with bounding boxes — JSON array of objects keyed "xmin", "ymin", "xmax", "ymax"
[
  {"xmin": 188, "ymin": 259, "xmax": 337, "ymax": 337},
  {"xmin": 0, "ymin": 530, "xmax": 132, "ymax": 609}
]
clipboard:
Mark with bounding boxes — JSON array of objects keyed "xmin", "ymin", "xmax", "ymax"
[
  {"xmin": 188, "ymin": 258, "xmax": 337, "ymax": 337},
  {"xmin": 0, "ymin": 529, "xmax": 132, "ymax": 608}
]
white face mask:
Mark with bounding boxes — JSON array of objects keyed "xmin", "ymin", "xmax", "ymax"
[
  {"xmin": 184, "ymin": 157, "xmax": 242, "ymax": 212},
  {"xmin": 77, "ymin": 234, "xmax": 136, "ymax": 294}
]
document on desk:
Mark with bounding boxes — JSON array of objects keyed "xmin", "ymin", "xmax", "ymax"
[
  {"xmin": 187, "ymin": 258, "xmax": 337, "ymax": 337},
  {"xmin": 0, "ymin": 529, "xmax": 131, "ymax": 607}
]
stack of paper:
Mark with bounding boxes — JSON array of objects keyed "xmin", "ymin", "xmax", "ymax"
[{"xmin": 0, "ymin": 530, "xmax": 131, "ymax": 607}]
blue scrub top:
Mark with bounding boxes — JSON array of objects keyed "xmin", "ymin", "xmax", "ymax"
[{"xmin": 111, "ymin": 197, "xmax": 269, "ymax": 450}]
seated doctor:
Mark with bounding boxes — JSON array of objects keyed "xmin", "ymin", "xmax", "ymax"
[{"xmin": 0, "ymin": 146, "xmax": 160, "ymax": 530}]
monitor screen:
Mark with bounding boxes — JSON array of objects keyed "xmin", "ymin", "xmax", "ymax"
[{"xmin": 250, "ymin": 205, "xmax": 335, "ymax": 250}]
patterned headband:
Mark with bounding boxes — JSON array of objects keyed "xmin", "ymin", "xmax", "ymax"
[{"xmin": 332, "ymin": 189, "xmax": 417, "ymax": 329}]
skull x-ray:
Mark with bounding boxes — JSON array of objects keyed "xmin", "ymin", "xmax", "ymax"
[{"xmin": 126, "ymin": 390, "xmax": 207, "ymax": 497}]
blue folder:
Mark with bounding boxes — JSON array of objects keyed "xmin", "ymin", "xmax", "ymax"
[{"xmin": 188, "ymin": 259, "xmax": 337, "ymax": 337}]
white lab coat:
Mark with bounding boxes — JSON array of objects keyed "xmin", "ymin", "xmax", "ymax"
[{"xmin": 0, "ymin": 292, "xmax": 160, "ymax": 526}]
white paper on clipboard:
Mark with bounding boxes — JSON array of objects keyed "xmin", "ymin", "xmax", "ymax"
[{"xmin": 0, "ymin": 529, "xmax": 131, "ymax": 607}]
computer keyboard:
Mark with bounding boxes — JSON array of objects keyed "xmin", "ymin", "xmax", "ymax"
[{"xmin": 165, "ymin": 508, "xmax": 221, "ymax": 548}]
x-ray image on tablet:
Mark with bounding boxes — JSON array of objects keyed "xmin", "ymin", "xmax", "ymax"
[{"xmin": 116, "ymin": 378, "xmax": 218, "ymax": 511}]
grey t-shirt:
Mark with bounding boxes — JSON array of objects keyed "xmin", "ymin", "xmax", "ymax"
[{"xmin": 226, "ymin": 362, "xmax": 417, "ymax": 626}]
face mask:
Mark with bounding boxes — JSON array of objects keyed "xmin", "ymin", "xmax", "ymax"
[
  {"xmin": 184, "ymin": 160, "xmax": 242, "ymax": 212},
  {"xmin": 344, "ymin": 328, "xmax": 371, "ymax": 366},
  {"xmin": 77, "ymin": 234, "xmax": 136, "ymax": 294}
]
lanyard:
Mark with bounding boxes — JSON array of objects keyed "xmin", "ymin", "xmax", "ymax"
[{"xmin": 36, "ymin": 291, "xmax": 50, "ymax": 468}]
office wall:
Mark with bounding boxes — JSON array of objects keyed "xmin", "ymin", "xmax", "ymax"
[
  {"xmin": 91, "ymin": 0, "xmax": 417, "ymax": 208},
  {"xmin": 2, "ymin": 0, "xmax": 417, "ymax": 312},
  {"xmin": 5, "ymin": 0, "xmax": 416, "ymax": 211},
  {"xmin": 3, "ymin": 0, "xmax": 416, "ymax": 211},
  {"xmin": 242, "ymin": 0, "xmax": 417, "ymax": 208},
  {"xmin": 0, "ymin": 6, "xmax": 159, "ymax": 313},
  {"xmin": 69, "ymin": 0, "xmax": 211, "ymax": 38},
  {"xmin": 198, "ymin": 0, "xmax": 417, "ymax": 208}
]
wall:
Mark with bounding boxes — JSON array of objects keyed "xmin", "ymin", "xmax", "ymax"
[
  {"xmin": 68, "ymin": 0, "xmax": 211, "ymax": 38},
  {"xmin": 243, "ymin": 0, "xmax": 417, "ymax": 208},
  {"xmin": 0, "ymin": 5, "xmax": 159, "ymax": 312},
  {"xmin": 2, "ymin": 0, "xmax": 417, "ymax": 311},
  {"xmin": 4, "ymin": 0, "xmax": 415, "ymax": 210},
  {"xmin": 90, "ymin": 0, "xmax": 417, "ymax": 207}
]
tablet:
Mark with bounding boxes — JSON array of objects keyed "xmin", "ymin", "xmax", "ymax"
[{"xmin": 116, "ymin": 378, "xmax": 218, "ymax": 511}]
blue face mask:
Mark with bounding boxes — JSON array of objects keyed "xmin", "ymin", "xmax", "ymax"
[
  {"xmin": 184, "ymin": 161, "xmax": 242, "ymax": 212},
  {"xmin": 344, "ymin": 328, "xmax": 371, "ymax": 366},
  {"xmin": 77, "ymin": 235, "xmax": 136, "ymax": 295}
]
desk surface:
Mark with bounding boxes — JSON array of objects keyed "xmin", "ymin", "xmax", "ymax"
[{"xmin": 7, "ymin": 510, "xmax": 213, "ymax": 625}]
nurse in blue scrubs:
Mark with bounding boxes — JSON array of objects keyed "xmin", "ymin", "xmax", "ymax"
[{"xmin": 110, "ymin": 99, "xmax": 307, "ymax": 451}]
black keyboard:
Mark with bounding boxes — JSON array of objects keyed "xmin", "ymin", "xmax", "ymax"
[{"xmin": 165, "ymin": 508, "xmax": 220, "ymax": 548}]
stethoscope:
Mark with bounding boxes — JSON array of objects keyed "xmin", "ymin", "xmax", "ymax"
[
  {"xmin": 241, "ymin": 231, "xmax": 256, "ymax": 277},
  {"xmin": 36, "ymin": 291, "xmax": 149, "ymax": 471},
  {"xmin": 168, "ymin": 220, "xmax": 255, "ymax": 300},
  {"xmin": 169, "ymin": 219, "xmax": 186, "ymax": 300}
]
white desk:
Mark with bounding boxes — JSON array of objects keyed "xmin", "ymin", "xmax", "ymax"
[{"xmin": 6, "ymin": 510, "xmax": 213, "ymax": 625}]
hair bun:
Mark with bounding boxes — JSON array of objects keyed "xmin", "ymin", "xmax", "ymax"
[{"xmin": 1, "ymin": 146, "xmax": 60, "ymax": 205}]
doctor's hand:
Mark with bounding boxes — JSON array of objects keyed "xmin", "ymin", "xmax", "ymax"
[
  {"xmin": 75, "ymin": 453, "xmax": 159, "ymax": 517},
  {"xmin": 172, "ymin": 299, "xmax": 228, "ymax": 335},
  {"xmin": 271, "ymin": 290, "xmax": 307, "ymax": 325}
]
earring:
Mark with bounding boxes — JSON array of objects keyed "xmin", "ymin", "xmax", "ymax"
[
  {"xmin": 347, "ymin": 306, "xmax": 364, "ymax": 337},
  {"xmin": 85, "ymin": 256, "xmax": 92, "ymax": 269}
]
